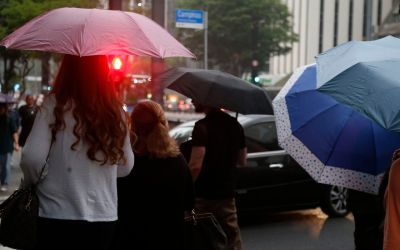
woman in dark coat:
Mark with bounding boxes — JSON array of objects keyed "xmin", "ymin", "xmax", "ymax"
[{"xmin": 114, "ymin": 100, "xmax": 194, "ymax": 250}]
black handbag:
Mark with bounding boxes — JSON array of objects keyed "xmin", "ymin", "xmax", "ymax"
[
  {"xmin": 184, "ymin": 210, "xmax": 228, "ymax": 250},
  {"xmin": 0, "ymin": 184, "xmax": 39, "ymax": 249},
  {"xmin": 0, "ymin": 141, "xmax": 53, "ymax": 249}
]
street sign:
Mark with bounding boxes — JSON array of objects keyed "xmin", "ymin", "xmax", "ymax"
[{"xmin": 175, "ymin": 9, "xmax": 204, "ymax": 29}]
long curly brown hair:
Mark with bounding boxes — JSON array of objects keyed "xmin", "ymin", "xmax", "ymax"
[
  {"xmin": 131, "ymin": 100, "xmax": 179, "ymax": 158},
  {"xmin": 50, "ymin": 55, "xmax": 128, "ymax": 165}
]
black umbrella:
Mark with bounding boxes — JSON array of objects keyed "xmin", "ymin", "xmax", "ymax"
[{"xmin": 156, "ymin": 67, "xmax": 273, "ymax": 115}]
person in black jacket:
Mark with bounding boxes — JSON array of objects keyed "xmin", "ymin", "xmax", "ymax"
[
  {"xmin": 114, "ymin": 100, "xmax": 194, "ymax": 250},
  {"xmin": 18, "ymin": 94, "xmax": 38, "ymax": 147}
]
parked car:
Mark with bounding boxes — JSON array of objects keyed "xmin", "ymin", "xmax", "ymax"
[{"xmin": 169, "ymin": 114, "xmax": 349, "ymax": 217}]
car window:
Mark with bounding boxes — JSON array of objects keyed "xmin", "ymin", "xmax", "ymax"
[
  {"xmin": 169, "ymin": 126, "xmax": 193, "ymax": 145},
  {"xmin": 244, "ymin": 122, "xmax": 281, "ymax": 153}
]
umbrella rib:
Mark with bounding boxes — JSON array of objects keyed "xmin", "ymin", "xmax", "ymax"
[
  {"xmin": 288, "ymin": 90, "xmax": 337, "ymax": 133},
  {"xmin": 121, "ymin": 11, "xmax": 160, "ymax": 57},
  {"xmin": 78, "ymin": 9, "xmax": 93, "ymax": 56},
  {"xmin": 370, "ymin": 119, "xmax": 377, "ymax": 174},
  {"xmin": 287, "ymin": 88, "xmax": 315, "ymax": 96},
  {"xmin": 204, "ymin": 79, "xmax": 219, "ymax": 107},
  {"xmin": 290, "ymin": 101, "xmax": 351, "ymax": 168},
  {"xmin": 317, "ymin": 109, "xmax": 355, "ymax": 180}
]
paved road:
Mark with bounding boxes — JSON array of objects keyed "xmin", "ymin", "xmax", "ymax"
[{"xmin": 240, "ymin": 209, "xmax": 355, "ymax": 250}]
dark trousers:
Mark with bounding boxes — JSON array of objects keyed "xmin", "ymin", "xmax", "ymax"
[
  {"xmin": 348, "ymin": 189, "xmax": 384, "ymax": 250},
  {"xmin": 352, "ymin": 212, "xmax": 383, "ymax": 250},
  {"xmin": 195, "ymin": 198, "xmax": 243, "ymax": 250},
  {"xmin": 32, "ymin": 217, "xmax": 116, "ymax": 250}
]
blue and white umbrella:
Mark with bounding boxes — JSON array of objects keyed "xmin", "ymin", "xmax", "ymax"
[
  {"xmin": 316, "ymin": 35, "xmax": 400, "ymax": 132},
  {"xmin": 273, "ymin": 64, "xmax": 400, "ymax": 194}
]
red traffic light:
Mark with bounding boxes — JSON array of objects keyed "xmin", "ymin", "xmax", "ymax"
[
  {"xmin": 108, "ymin": 55, "xmax": 127, "ymax": 72},
  {"xmin": 112, "ymin": 56, "xmax": 123, "ymax": 70},
  {"xmin": 108, "ymin": 55, "xmax": 127, "ymax": 83}
]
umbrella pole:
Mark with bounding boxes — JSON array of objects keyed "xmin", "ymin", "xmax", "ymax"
[{"xmin": 235, "ymin": 112, "xmax": 238, "ymax": 119}]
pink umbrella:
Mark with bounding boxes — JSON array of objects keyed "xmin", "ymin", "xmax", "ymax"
[{"xmin": 0, "ymin": 7, "xmax": 195, "ymax": 59}]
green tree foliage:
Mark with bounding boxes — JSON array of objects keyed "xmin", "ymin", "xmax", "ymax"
[
  {"xmin": 0, "ymin": 0, "xmax": 98, "ymax": 93},
  {"xmin": 177, "ymin": 0, "xmax": 297, "ymax": 76},
  {"xmin": 1, "ymin": 0, "xmax": 99, "ymax": 37}
]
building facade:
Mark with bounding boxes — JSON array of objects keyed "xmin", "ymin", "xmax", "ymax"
[{"xmin": 269, "ymin": 0, "xmax": 398, "ymax": 76}]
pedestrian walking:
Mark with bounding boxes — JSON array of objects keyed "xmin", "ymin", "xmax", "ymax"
[
  {"xmin": 20, "ymin": 55, "xmax": 134, "ymax": 250},
  {"xmin": 0, "ymin": 102, "xmax": 20, "ymax": 192},
  {"xmin": 113, "ymin": 100, "xmax": 194, "ymax": 250},
  {"xmin": 6, "ymin": 101, "xmax": 21, "ymax": 169},
  {"xmin": 18, "ymin": 94, "xmax": 38, "ymax": 147},
  {"xmin": 188, "ymin": 101, "xmax": 247, "ymax": 250}
]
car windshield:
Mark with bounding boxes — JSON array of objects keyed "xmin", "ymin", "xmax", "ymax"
[{"xmin": 169, "ymin": 125, "xmax": 194, "ymax": 145}]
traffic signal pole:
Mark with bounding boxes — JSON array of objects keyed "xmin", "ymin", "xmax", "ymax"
[
  {"xmin": 109, "ymin": 0, "xmax": 122, "ymax": 10},
  {"xmin": 150, "ymin": 0, "xmax": 166, "ymax": 105},
  {"xmin": 204, "ymin": 11, "xmax": 208, "ymax": 69},
  {"xmin": 250, "ymin": 20, "xmax": 259, "ymax": 85},
  {"xmin": 108, "ymin": 0, "xmax": 125, "ymax": 99}
]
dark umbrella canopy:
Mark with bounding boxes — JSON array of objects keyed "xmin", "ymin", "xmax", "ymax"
[{"xmin": 156, "ymin": 67, "xmax": 273, "ymax": 115}]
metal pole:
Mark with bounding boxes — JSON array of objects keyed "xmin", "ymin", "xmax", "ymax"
[
  {"xmin": 164, "ymin": 0, "xmax": 168, "ymax": 28},
  {"xmin": 151, "ymin": 0, "xmax": 166, "ymax": 105},
  {"xmin": 204, "ymin": 11, "xmax": 208, "ymax": 70},
  {"xmin": 109, "ymin": 0, "xmax": 122, "ymax": 10}
]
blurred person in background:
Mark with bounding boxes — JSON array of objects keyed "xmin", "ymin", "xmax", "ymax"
[
  {"xmin": 20, "ymin": 55, "xmax": 134, "ymax": 250},
  {"xmin": 8, "ymin": 100, "xmax": 20, "ymax": 129},
  {"xmin": 114, "ymin": 100, "xmax": 194, "ymax": 250},
  {"xmin": 18, "ymin": 94, "xmax": 38, "ymax": 147},
  {"xmin": 0, "ymin": 102, "xmax": 20, "ymax": 192},
  {"xmin": 7, "ymin": 100, "xmax": 21, "ymax": 169}
]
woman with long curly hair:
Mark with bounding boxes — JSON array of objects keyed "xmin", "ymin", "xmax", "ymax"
[
  {"xmin": 114, "ymin": 100, "xmax": 194, "ymax": 250},
  {"xmin": 20, "ymin": 55, "xmax": 134, "ymax": 250}
]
